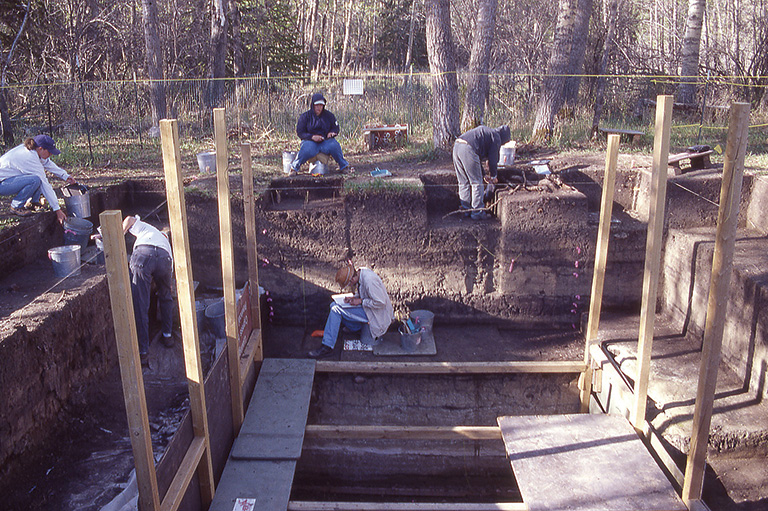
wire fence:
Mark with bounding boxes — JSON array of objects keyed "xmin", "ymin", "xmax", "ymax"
[{"xmin": 1, "ymin": 72, "xmax": 766, "ymax": 161}]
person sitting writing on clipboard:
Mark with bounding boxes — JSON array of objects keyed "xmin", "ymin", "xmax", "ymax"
[{"xmin": 308, "ymin": 262, "xmax": 394, "ymax": 359}]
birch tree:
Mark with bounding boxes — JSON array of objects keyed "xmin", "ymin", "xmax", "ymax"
[
  {"xmin": 460, "ymin": 0, "xmax": 498, "ymax": 132},
  {"xmin": 425, "ymin": 0, "xmax": 460, "ymax": 151},
  {"xmin": 532, "ymin": 0, "xmax": 576, "ymax": 142},
  {"xmin": 676, "ymin": 0, "xmax": 706, "ymax": 104}
]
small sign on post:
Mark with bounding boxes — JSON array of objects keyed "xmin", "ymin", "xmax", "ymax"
[{"xmin": 343, "ymin": 78, "xmax": 364, "ymax": 95}]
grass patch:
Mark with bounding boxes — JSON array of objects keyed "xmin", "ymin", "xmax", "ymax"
[{"xmin": 343, "ymin": 177, "xmax": 423, "ymax": 195}]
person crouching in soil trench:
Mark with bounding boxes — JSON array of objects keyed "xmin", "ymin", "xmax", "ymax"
[
  {"xmin": 0, "ymin": 135, "xmax": 79, "ymax": 223},
  {"xmin": 308, "ymin": 262, "xmax": 394, "ymax": 359},
  {"xmin": 452, "ymin": 124, "xmax": 511, "ymax": 220},
  {"xmin": 95, "ymin": 215, "xmax": 175, "ymax": 368}
]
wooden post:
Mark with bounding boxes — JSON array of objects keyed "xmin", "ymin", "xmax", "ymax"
[
  {"xmin": 630, "ymin": 95, "xmax": 674, "ymax": 428},
  {"xmin": 241, "ymin": 142, "xmax": 263, "ymax": 361},
  {"xmin": 579, "ymin": 133, "xmax": 620, "ymax": 412},
  {"xmin": 101, "ymin": 210, "xmax": 161, "ymax": 511},
  {"xmin": 213, "ymin": 108, "xmax": 245, "ymax": 433},
  {"xmin": 682, "ymin": 102, "xmax": 750, "ymax": 504},
  {"xmin": 159, "ymin": 119, "xmax": 215, "ymax": 506}
]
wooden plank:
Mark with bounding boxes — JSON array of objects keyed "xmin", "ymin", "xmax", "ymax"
[
  {"xmin": 580, "ymin": 134, "xmax": 620, "ymax": 412},
  {"xmin": 208, "ymin": 358, "xmax": 316, "ymax": 511},
  {"xmin": 630, "ymin": 95, "xmax": 673, "ymax": 428},
  {"xmin": 497, "ymin": 414, "xmax": 686, "ymax": 511},
  {"xmin": 599, "ymin": 128, "xmax": 644, "ymax": 136},
  {"xmin": 682, "ymin": 102, "xmax": 750, "ymax": 504},
  {"xmin": 288, "ymin": 502, "xmax": 526, "ymax": 511},
  {"xmin": 159, "ymin": 436, "xmax": 206, "ymax": 511},
  {"xmin": 159, "ymin": 119, "xmax": 215, "ymax": 506},
  {"xmin": 208, "ymin": 459, "xmax": 297, "ymax": 511},
  {"xmin": 315, "ymin": 361, "xmax": 585, "ymax": 374},
  {"xmin": 231, "ymin": 358, "xmax": 315, "ymax": 460},
  {"xmin": 667, "ymin": 150, "xmax": 713, "ymax": 165},
  {"xmin": 240, "ymin": 143, "xmax": 263, "ymax": 365},
  {"xmin": 304, "ymin": 425, "xmax": 502, "ymax": 440},
  {"xmin": 213, "ymin": 108, "xmax": 245, "ymax": 433},
  {"xmin": 101, "ymin": 210, "xmax": 161, "ymax": 511}
]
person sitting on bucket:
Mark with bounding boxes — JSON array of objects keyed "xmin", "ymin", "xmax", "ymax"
[
  {"xmin": 453, "ymin": 125, "xmax": 511, "ymax": 220},
  {"xmin": 0, "ymin": 135, "xmax": 78, "ymax": 223},
  {"xmin": 290, "ymin": 92, "xmax": 352, "ymax": 174},
  {"xmin": 308, "ymin": 262, "xmax": 394, "ymax": 359}
]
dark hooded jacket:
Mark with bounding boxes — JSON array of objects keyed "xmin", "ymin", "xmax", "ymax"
[
  {"xmin": 296, "ymin": 93, "xmax": 341, "ymax": 141},
  {"xmin": 458, "ymin": 125, "xmax": 511, "ymax": 178}
]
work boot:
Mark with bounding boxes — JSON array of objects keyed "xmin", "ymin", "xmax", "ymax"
[
  {"xmin": 24, "ymin": 200, "xmax": 46, "ymax": 212},
  {"xmin": 10, "ymin": 206, "xmax": 33, "ymax": 217},
  {"xmin": 161, "ymin": 332, "xmax": 175, "ymax": 348},
  {"xmin": 308, "ymin": 345, "xmax": 334, "ymax": 359},
  {"xmin": 471, "ymin": 211, "xmax": 492, "ymax": 220}
]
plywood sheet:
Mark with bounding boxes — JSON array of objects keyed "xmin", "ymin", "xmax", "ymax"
[
  {"xmin": 231, "ymin": 358, "xmax": 315, "ymax": 460},
  {"xmin": 497, "ymin": 414, "xmax": 686, "ymax": 511}
]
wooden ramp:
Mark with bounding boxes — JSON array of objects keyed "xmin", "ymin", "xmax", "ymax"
[
  {"xmin": 209, "ymin": 358, "xmax": 315, "ymax": 511},
  {"xmin": 497, "ymin": 414, "xmax": 686, "ymax": 511}
]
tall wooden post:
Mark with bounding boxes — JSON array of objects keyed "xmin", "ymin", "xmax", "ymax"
[
  {"xmin": 579, "ymin": 133, "xmax": 620, "ymax": 412},
  {"xmin": 213, "ymin": 108, "xmax": 245, "ymax": 433},
  {"xmin": 682, "ymin": 102, "xmax": 750, "ymax": 504},
  {"xmin": 630, "ymin": 95, "xmax": 674, "ymax": 428},
  {"xmin": 101, "ymin": 210, "xmax": 161, "ymax": 511},
  {"xmin": 160, "ymin": 119, "xmax": 215, "ymax": 506},
  {"xmin": 241, "ymin": 142, "xmax": 263, "ymax": 363}
]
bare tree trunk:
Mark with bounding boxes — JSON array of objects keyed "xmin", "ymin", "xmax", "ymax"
[
  {"xmin": 141, "ymin": 0, "xmax": 167, "ymax": 127},
  {"xmin": 677, "ymin": 0, "xmax": 706, "ymax": 104},
  {"xmin": 532, "ymin": 0, "xmax": 576, "ymax": 143},
  {"xmin": 1, "ymin": 0, "xmax": 31, "ymax": 146},
  {"xmin": 425, "ymin": 0, "xmax": 460, "ymax": 151},
  {"xmin": 307, "ymin": 0, "xmax": 319, "ymax": 74},
  {"xmin": 341, "ymin": 0, "xmax": 353, "ymax": 71},
  {"xmin": 590, "ymin": 0, "xmax": 618, "ymax": 138},
  {"xmin": 404, "ymin": 0, "xmax": 418, "ymax": 71},
  {"xmin": 461, "ymin": 0, "xmax": 498, "ymax": 132},
  {"xmin": 562, "ymin": 0, "xmax": 592, "ymax": 106},
  {"xmin": 228, "ymin": 0, "xmax": 243, "ymax": 77},
  {"xmin": 326, "ymin": 0, "xmax": 338, "ymax": 75},
  {"xmin": 209, "ymin": 0, "xmax": 228, "ymax": 108},
  {"xmin": 313, "ymin": 14, "xmax": 326, "ymax": 79}
]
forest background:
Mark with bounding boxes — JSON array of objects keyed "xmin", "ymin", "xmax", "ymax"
[{"xmin": 0, "ymin": 0, "xmax": 767, "ymax": 167}]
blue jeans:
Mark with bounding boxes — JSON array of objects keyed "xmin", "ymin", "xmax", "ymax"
[
  {"xmin": 0, "ymin": 175, "xmax": 42, "ymax": 208},
  {"xmin": 292, "ymin": 138, "xmax": 349, "ymax": 172},
  {"xmin": 452, "ymin": 142, "xmax": 484, "ymax": 213},
  {"xmin": 321, "ymin": 303, "xmax": 373, "ymax": 348},
  {"xmin": 130, "ymin": 245, "xmax": 174, "ymax": 355}
]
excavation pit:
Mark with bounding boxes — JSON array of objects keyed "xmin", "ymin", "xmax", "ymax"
[{"xmin": 2, "ymin": 150, "xmax": 768, "ymax": 510}]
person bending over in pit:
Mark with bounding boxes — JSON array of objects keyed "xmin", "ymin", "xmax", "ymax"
[
  {"xmin": 452, "ymin": 125, "xmax": 511, "ymax": 220},
  {"xmin": 0, "ymin": 135, "xmax": 78, "ymax": 223},
  {"xmin": 289, "ymin": 92, "xmax": 352, "ymax": 174},
  {"xmin": 308, "ymin": 262, "xmax": 394, "ymax": 359},
  {"xmin": 123, "ymin": 215, "xmax": 175, "ymax": 368}
]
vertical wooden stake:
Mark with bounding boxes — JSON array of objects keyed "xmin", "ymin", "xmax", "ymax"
[
  {"xmin": 159, "ymin": 119, "xmax": 215, "ymax": 506},
  {"xmin": 101, "ymin": 210, "xmax": 160, "ymax": 511},
  {"xmin": 214, "ymin": 108, "xmax": 245, "ymax": 433},
  {"xmin": 579, "ymin": 133, "xmax": 620, "ymax": 412},
  {"xmin": 630, "ymin": 95, "xmax": 674, "ymax": 428},
  {"xmin": 241, "ymin": 142, "xmax": 263, "ymax": 361},
  {"xmin": 682, "ymin": 102, "xmax": 750, "ymax": 504}
]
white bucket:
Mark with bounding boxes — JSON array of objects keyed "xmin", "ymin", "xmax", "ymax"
[
  {"xmin": 49, "ymin": 245, "xmax": 81, "ymax": 278},
  {"xmin": 499, "ymin": 143, "xmax": 516, "ymax": 167},
  {"xmin": 282, "ymin": 151, "xmax": 297, "ymax": 174},
  {"xmin": 196, "ymin": 151, "xmax": 216, "ymax": 173},
  {"xmin": 309, "ymin": 160, "xmax": 327, "ymax": 175}
]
